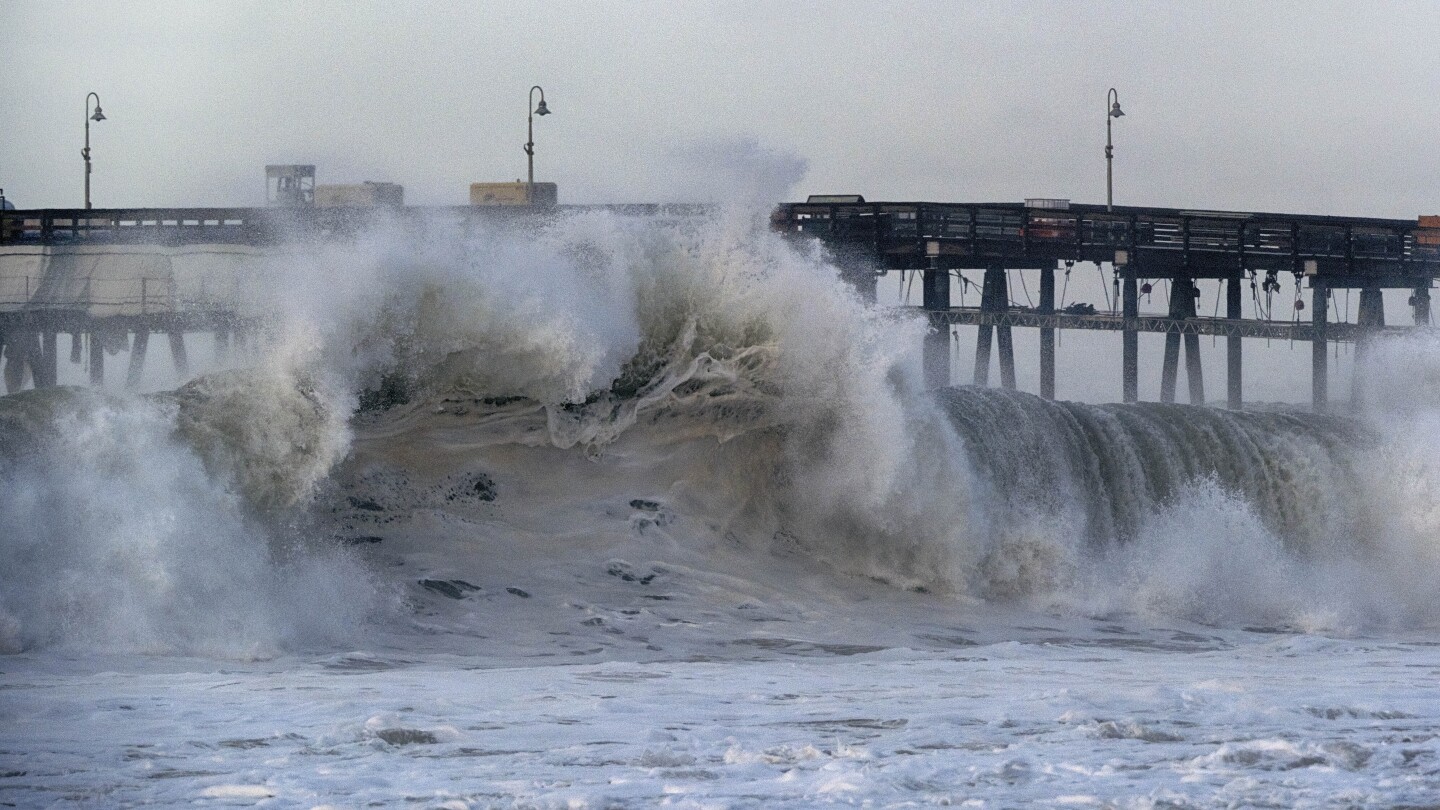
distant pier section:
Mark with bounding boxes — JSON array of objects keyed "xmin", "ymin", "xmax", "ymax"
[
  {"xmin": 0, "ymin": 201, "xmax": 695, "ymax": 392},
  {"xmin": 2, "ymin": 196, "xmax": 1436, "ymax": 409},
  {"xmin": 773, "ymin": 197, "xmax": 1439, "ymax": 409}
]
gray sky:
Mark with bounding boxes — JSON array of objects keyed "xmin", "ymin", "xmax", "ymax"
[{"xmin": 4, "ymin": 1, "xmax": 1439, "ymax": 215}]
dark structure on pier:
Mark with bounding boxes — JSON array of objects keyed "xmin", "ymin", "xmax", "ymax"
[{"xmin": 772, "ymin": 199, "xmax": 1438, "ymax": 410}]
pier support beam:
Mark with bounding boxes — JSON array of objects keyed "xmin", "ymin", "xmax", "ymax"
[
  {"xmin": 1311, "ymin": 279, "xmax": 1329, "ymax": 412},
  {"xmin": 1353, "ymin": 286, "xmax": 1385, "ymax": 409},
  {"xmin": 974, "ymin": 266, "xmax": 1014, "ymax": 389},
  {"xmin": 0, "ymin": 336, "xmax": 17, "ymax": 394},
  {"xmin": 168, "ymin": 331, "xmax": 190, "ymax": 378},
  {"xmin": 1121, "ymin": 266, "xmax": 1138, "ymax": 403},
  {"xmin": 1227, "ymin": 275, "xmax": 1243, "ymax": 410},
  {"xmin": 5, "ymin": 332, "xmax": 39, "ymax": 392},
  {"xmin": 1039, "ymin": 265, "xmax": 1056, "ymax": 399},
  {"xmin": 973, "ymin": 279, "xmax": 993, "ymax": 387},
  {"xmin": 921, "ymin": 263, "xmax": 950, "ymax": 389},
  {"xmin": 215, "ymin": 329, "xmax": 231, "ymax": 362},
  {"xmin": 1184, "ymin": 330, "xmax": 1205, "ymax": 404},
  {"xmin": 1160, "ymin": 335, "xmax": 1180, "ymax": 403},
  {"xmin": 36, "ymin": 331, "xmax": 59, "ymax": 388},
  {"xmin": 127, "ymin": 329, "xmax": 149, "ymax": 389},
  {"xmin": 88, "ymin": 331, "xmax": 104, "ymax": 386},
  {"xmin": 1160, "ymin": 278, "xmax": 1204, "ymax": 404}
]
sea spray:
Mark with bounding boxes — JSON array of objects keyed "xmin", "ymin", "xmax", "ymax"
[
  {"xmin": 9, "ymin": 207, "xmax": 1440, "ymax": 658},
  {"xmin": 167, "ymin": 366, "xmax": 351, "ymax": 509},
  {"xmin": 313, "ymin": 210, "xmax": 991, "ymax": 593},
  {"xmin": 0, "ymin": 376, "xmax": 371, "ymax": 656}
]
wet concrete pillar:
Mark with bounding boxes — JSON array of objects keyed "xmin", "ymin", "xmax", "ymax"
[
  {"xmin": 2, "ymin": 341, "xmax": 25, "ymax": 393},
  {"xmin": 88, "ymin": 331, "xmax": 104, "ymax": 386},
  {"xmin": 1183, "ymin": 330, "xmax": 1205, "ymax": 404},
  {"xmin": 1353, "ymin": 286, "xmax": 1385, "ymax": 409},
  {"xmin": 5, "ymin": 332, "xmax": 39, "ymax": 392},
  {"xmin": 995, "ymin": 269, "xmax": 1016, "ymax": 391},
  {"xmin": 1039, "ymin": 265, "xmax": 1056, "ymax": 399},
  {"xmin": 168, "ymin": 331, "xmax": 190, "ymax": 378},
  {"xmin": 1227, "ymin": 275, "xmax": 1244, "ymax": 410},
  {"xmin": 0, "ymin": 334, "xmax": 11, "ymax": 394},
  {"xmin": 973, "ymin": 280, "xmax": 993, "ymax": 387},
  {"xmin": 921, "ymin": 260, "xmax": 950, "ymax": 389},
  {"xmin": 1157, "ymin": 276, "xmax": 1203, "ymax": 403},
  {"xmin": 1160, "ymin": 336, "xmax": 1181, "ymax": 402},
  {"xmin": 36, "ymin": 331, "xmax": 59, "ymax": 388},
  {"xmin": 975, "ymin": 266, "xmax": 1011, "ymax": 388},
  {"xmin": 1160, "ymin": 277, "xmax": 1203, "ymax": 404},
  {"xmin": 127, "ymin": 329, "xmax": 149, "ymax": 389},
  {"xmin": 1311, "ymin": 279, "xmax": 1329, "ymax": 412},
  {"xmin": 1160, "ymin": 280, "xmax": 1182, "ymax": 404},
  {"xmin": 1121, "ymin": 265, "xmax": 1139, "ymax": 403}
]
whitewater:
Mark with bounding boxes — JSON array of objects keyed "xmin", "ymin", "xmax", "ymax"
[{"xmin": 4, "ymin": 208, "xmax": 1440, "ymax": 808}]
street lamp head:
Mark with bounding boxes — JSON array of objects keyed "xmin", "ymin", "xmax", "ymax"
[
  {"xmin": 1109, "ymin": 100, "xmax": 1124, "ymax": 118},
  {"xmin": 90, "ymin": 105, "xmax": 106, "ymax": 122},
  {"xmin": 534, "ymin": 99, "xmax": 550, "ymax": 116}
]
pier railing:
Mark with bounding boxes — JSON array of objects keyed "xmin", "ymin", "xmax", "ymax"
[
  {"xmin": 773, "ymin": 201, "xmax": 1439, "ymax": 282},
  {"xmin": 0, "ymin": 204, "xmax": 711, "ymax": 247}
]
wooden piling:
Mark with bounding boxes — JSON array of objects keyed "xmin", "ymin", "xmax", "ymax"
[
  {"xmin": 1227, "ymin": 275, "xmax": 1243, "ymax": 409},
  {"xmin": 921, "ymin": 262, "xmax": 950, "ymax": 389},
  {"xmin": 1121, "ymin": 266, "xmax": 1138, "ymax": 403},
  {"xmin": 37, "ymin": 332, "xmax": 58, "ymax": 388},
  {"xmin": 1160, "ymin": 333, "xmax": 1181, "ymax": 403},
  {"xmin": 1160, "ymin": 278, "xmax": 1203, "ymax": 404},
  {"xmin": 1353, "ymin": 287, "xmax": 1385, "ymax": 409},
  {"xmin": 1039, "ymin": 265, "xmax": 1056, "ymax": 399},
  {"xmin": 88, "ymin": 331, "xmax": 104, "ymax": 386},
  {"xmin": 127, "ymin": 329, "xmax": 149, "ymax": 389},
  {"xmin": 1311, "ymin": 279, "xmax": 1329, "ymax": 412},
  {"xmin": 168, "ymin": 331, "xmax": 189, "ymax": 378},
  {"xmin": 1183, "ymin": 331, "xmax": 1205, "ymax": 404},
  {"xmin": 975, "ymin": 267, "xmax": 1010, "ymax": 388},
  {"xmin": 2, "ymin": 340, "xmax": 24, "ymax": 393}
]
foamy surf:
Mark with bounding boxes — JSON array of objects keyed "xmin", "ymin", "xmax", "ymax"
[{"xmin": 5, "ymin": 208, "xmax": 1440, "ymax": 807}]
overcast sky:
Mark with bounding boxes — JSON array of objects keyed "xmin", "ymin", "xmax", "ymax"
[{"xmin": 3, "ymin": 1, "xmax": 1439, "ymax": 216}]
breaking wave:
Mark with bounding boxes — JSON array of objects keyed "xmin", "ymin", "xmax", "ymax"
[{"xmin": 4, "ymin": 207, "xmax": 1440, "ymax": 655}]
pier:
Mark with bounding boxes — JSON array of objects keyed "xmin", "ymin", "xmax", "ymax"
[
  {"xmin": 2, "ymin": 200, "xmax": 1435, "ymax": 409},
  {"xmin": 772, "ymin": 199, "xmax": 1438, "ymax": 410},
  {"xmin": 0, "ymin": 204, "xmax": 694, "ymax": 393}
]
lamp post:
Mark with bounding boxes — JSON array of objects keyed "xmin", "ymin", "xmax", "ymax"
[
  {"xmin": 1105, "ymin": 88, "xmax": 1123, "ymax": 212},
  {"xmin": 84, "ymin": 92, "xmax": 106, "ymax": 209},
  {"xmin": 524, "ymin": 85, "xmax": 550, "ymax": 205}
]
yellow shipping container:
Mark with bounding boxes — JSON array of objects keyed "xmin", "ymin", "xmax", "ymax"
[
  {"xmin": 314, "ymin": 182, "xmax": 404, "ymax": 207},
  {"xmin": 470, "ymin": 182, "xmax": 557, "ymax": 207}
]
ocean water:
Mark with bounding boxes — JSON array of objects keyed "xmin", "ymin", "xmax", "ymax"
[{"xmin": 4, "ymin": 209, "xmax": 1440, "ymax": 808}]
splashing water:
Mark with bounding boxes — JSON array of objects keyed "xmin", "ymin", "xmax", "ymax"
[{"xmin": 5, "ymin": 207, "xmax": 1440, "ymax": 660}]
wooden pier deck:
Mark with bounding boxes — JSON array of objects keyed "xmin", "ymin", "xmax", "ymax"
[
  {"xmin": 773, "ymin": 199, "xmax": 1438, "ymax": 409},
  {"xmin": 0, "ymin": 200, "xmax": 1433, "ymax": 407}
]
